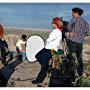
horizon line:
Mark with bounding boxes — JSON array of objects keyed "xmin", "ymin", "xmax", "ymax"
[{"xmin": 5, "ymin": 26, "xmax": 51, "ymax": 31}]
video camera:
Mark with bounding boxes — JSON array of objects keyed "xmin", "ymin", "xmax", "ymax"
[{"xmin": 62, "ymin": 20, "xmax": 69, "ymax": 41}]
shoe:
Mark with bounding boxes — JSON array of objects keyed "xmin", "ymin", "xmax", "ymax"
[
  {"xmin": 37, "ymin": 83, "xmax": 42, "ymax": 87},
  {"xmin": 31, "ymin": 80, "xmax": 40, "ymax": 84}
]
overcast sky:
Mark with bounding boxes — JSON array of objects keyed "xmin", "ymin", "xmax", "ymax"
[{"xmin": 0, "ymin": 3, "xmax": 90, "ymax": 30}]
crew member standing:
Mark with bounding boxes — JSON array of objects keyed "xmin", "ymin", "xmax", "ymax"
[{"xmin": 67, "ymin": 7, "xmax": 90, "ymax": 81}]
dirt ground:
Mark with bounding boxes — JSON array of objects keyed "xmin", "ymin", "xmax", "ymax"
[{"xmin": 0, "ymin": 60, "xmax": 40, "ymax": 87}]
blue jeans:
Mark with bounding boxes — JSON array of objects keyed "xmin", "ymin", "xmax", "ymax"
[
  {"xmin": 35, "ymin": 48, "xmax": 52, "ymax": 83},
  {"xmin": 20, "ymin": 52, "xmax": 27, "ymax": 60},
  {"xmin": 13, "ymin": 51, "xmax": 26, "ymax": 61}
]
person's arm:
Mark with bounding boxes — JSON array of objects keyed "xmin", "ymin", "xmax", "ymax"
[
  {"xmin": 16, "ymin": 46, "xmax": 20, "ymax": 53},
  {"xmin": 83, "ymin": 20, "xmax": 90, "ymax": 37},
  {"xmin": 16, "ymin": 41, "xmax": 21, "ymax": 53},
  {"xmin": 47, "ymin": 31, "xmax": 56, "ymax": 42},
  {"xmin": 3, "ymin": 40, "xmax": 8, "ymax": 49},
  {"xmin": 67, "ymin": 18, "xmax": 75, "ymax": 32},
  {"xmin": 47, "ymin": 30, "xmax": 61, "ymax": 43}
]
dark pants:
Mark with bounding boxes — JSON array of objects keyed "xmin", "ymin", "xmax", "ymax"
[
  {"xmin": 0, "ymin": 39, "xmax": 7, "ymax": 64},
  {"xmin": 35, "ymin": 48, "xmax": 52, "ymax": 83},
  {"xmin": 0, "ymin": 70, "xmax": 7, "ymax": 87},
  {"xmin": 67, "ymin": 40, "xmax": 83, "ymax": 77}
]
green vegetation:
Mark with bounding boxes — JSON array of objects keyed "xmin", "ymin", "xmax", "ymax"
[{"xmin": 84, "ymin": 63, "xmax": 90, "ymax": 72}]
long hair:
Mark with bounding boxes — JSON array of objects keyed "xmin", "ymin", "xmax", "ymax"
[{"xmin": 0, "ymin": 24, "xmax": 4, "ymax": 38}]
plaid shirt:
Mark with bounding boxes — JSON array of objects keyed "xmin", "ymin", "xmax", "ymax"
[{"xmin": 67, "ymin": 17, "xmax": 90, "ymax": 44}]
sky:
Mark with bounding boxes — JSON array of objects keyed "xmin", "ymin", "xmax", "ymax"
[{"xmin": 0, "ymin": 3, "xmax": 90, "ymax": 30}]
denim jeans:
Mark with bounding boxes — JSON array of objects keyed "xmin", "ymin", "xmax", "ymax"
[
  {"xmin": 13, "ymin": 51, "xmax": 26, "ymax": 61},
  {"xmin": 35, "ymin": 48, "xmax": 52, "ymax": 83},
  {"xmin": 20, "ymin": 52, "xmax": 27, "ymax": 60}
]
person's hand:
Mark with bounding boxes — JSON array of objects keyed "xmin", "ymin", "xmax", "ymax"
[{"xmin": 70, "ymin": 32, "xmax": 77, "ymax": 39}]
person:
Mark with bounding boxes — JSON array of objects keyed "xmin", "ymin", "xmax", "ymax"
[
  {"xmin": 0, "ymin": 25, "xmax": 7, "ymax": 85},
  {"xmin": 0, "ymin": 24, "xmax": 8, "ymax": 66},
  {"xmin": 67, "ymin": 7, "xmax": 90, "ymax": 81},
  {"xmin": 32, "ymin": 17, "xmax": 63, "ymax": 85},
  {"xmin": 16, "ymin": 34, "xmax": 27, "ymax": 61}
]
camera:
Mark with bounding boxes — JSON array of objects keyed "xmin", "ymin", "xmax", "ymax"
[{"xmin": 62, "ymin": 20, "xmax": 69, "ymax": 41}]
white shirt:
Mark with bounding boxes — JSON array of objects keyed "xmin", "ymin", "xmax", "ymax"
[
  {"xmin": 45, "ymin": 29, "xmax": 62, "ymax": 51},
  {"xmin": 16, "ymin": 40, "xmax": 26, "ymax": 52}
]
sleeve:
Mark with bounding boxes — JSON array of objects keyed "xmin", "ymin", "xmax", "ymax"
[
  {"xmin": 16, "ymin": 41, "xmax": 19, "ymax": 47},
  {"xmin": 67, "ymin": 18, "xmax": 75, "ymax": 32},
  {"xmin": 16, "ymin": 41, "xmax": 21, "ymax": 52},
  {"xmin": 83, "ymin": 20, "xmax": 90, "ymax": 36},
  {"xmin": 3, "ymin": 40, "xmax": 8, "ymax": 49},
  {"xmin": 16, "ymin": 40, "xmax": 20, "ymax": 48},
  {"xmin": 47, "ymin": 30, "xmax": 61, "ymax": 43}
]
